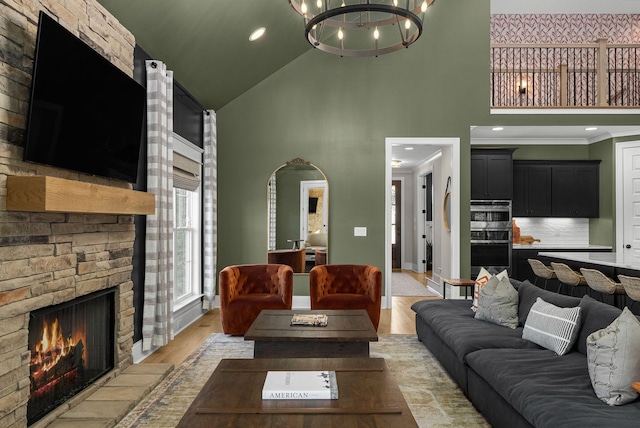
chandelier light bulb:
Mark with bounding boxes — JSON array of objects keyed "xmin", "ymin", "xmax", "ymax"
[
  {"xmin": 374, "ymin": 27, "xmax": 379, "ymax": 40},
  {"xmin": 341, "ymin": 1, "xmax": 346, "ymax": 7},
  {"xmin": 301, "ymin": 1, "xmax": 307, "ymax": 14},
  {"xmin": 338, "ymin": 28, "xmax": 344, "ymax": 40},
  {"xmin": 393, "ymin": 0, "xmax": 398, "ymax": 6},
  {"xmin": 405, "ymin": 19, "xmax": 411, "ymax": 30},
  {"xmin": 317, "ymin": 0, "xmax": 322, "ymax": 8},
  {"xmin": 421, "ymin": 0, "xmax": 428, "ymax": 12}
]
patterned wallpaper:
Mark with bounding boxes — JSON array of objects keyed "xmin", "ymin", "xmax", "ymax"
[{"xmin": 491, "ymin": 14, "xmax": 640, "ymax": 43}]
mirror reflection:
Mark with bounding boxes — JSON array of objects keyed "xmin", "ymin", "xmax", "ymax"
[{"xmin": 267, "ymin": 158, "xmax": 328, "ymax": 273}]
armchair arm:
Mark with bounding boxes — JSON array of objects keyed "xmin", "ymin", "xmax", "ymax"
[
  {"xmin": 218, "ymin": 266, "xmax": 239, "ymax": 308},
  {"xmin": 276, "ymin": 265, "xmax": 294, "ymax": 308},
  {"xmin": 364, "ymin": 265, "xmax": 383, "ymax": 303}
]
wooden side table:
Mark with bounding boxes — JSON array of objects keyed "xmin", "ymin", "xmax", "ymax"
[{"xmin": 443, "ymin": 278, "xmax": 476, "ymax": 299}]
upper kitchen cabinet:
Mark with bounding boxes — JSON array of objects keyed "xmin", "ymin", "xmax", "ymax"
[
  {"xmin": 513, "ymin": 162, "xmax": 552, "ymax": 217},
  {"xmin": 471, "ymin": 149, "xmax": 513, "ymax": 200},
  {"xmin": 551, "ymin": 161, "xmax": 600, "ymax": 217}
]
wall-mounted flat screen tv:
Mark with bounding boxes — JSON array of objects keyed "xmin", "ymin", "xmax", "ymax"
[{"xmin": 23, "ymin": 11, "xmax": 145, "ymax": 183}]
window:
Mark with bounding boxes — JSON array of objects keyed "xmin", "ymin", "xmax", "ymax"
[
  {"xmin": 173, "ymin": 187, "xmax": 200, "ymax": 302},
  {"xmin": 172, "ymin": 134, "xmax": 203, "ymax": 307}
]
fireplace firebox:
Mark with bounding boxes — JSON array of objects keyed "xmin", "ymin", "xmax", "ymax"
[{"xmin": 27, "ymin": 289, "xmax": 115, "ymax": 425}]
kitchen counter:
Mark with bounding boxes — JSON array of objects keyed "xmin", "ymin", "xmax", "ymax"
[
  {"xmin": 538, "ymin": 251, "xmax": 639, "ymax": 271},
  {"xmin": 513, "ymin": 244, "xmax": 612, "ymax": 250}
]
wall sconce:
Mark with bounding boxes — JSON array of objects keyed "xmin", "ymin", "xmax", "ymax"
[{"xmin": 518, "ymin": 81, "xmax": 527, "ymax": 94}]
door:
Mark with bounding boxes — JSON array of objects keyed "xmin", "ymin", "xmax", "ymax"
[
  {"xmin": 622, "ymin": 145, "xmax": 640, "ymax": 263},
  {"xmin": 391, "ymin": 180, "xmax": 401, "ymax": 269}
]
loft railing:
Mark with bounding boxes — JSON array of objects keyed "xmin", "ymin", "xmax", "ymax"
[{"xmin": 491, "ymin": 39, "xmax": 640, "ymax": 108}]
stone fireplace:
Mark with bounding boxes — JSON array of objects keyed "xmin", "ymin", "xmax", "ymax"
[
  {"xmin": 0, "ymin": 1, "xmax": 138, "ymax": 426},
  {"xmin": 27, "ymin": 289, "xmax": 115, "ymax": 425}
]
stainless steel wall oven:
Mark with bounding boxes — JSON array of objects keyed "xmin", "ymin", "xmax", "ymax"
[{"xmin": 470, "ymin": 200, "xmax": 512, "ymax": 277}]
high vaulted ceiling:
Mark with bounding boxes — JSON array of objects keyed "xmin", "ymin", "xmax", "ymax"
[{"xmin": 97, "ymin": 0, "xmax": 640, "ymax": 112}]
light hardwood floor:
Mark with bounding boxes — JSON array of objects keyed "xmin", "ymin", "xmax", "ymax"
[{"xmin": 142, "ymin": 270, "xmax": 440, "ymax": 366}]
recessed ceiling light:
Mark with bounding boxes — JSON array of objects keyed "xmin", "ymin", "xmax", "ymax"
[
  {"xmin": 585, "ymin": 127, "xmax": 598, "ymax": 131},
  {"xmin": 492, "ymin": 127, "xmax": 504, "ymax": 131},
  {"xmin": 249, "ymin": 27, "xmax": 266, "ymax": 42},
  {"xmin": 404, "ymin": 147, "xmax": 414, "ymax": 151}
]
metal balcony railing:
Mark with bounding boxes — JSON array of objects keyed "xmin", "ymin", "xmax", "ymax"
[{"xmin": 491, "ymin": 39, "xmax": 640, "ymax": 108}]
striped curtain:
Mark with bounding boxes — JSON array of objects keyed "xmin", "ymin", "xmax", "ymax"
[
  {"xmin": 202, "ymin": 110, "xmax": 217, "ymax": 310},
  {"xmin": 143, "ymin": 60, "xmax": 174, "ymax": 351},
  {"xmin": 268, "ymin": 174, "xmax": 277, "ymax": 250}
]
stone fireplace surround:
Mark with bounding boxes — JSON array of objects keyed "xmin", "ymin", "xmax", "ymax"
[{"xmin": 0, "ymin": 1, "xmax": 140, "ymax": 426}]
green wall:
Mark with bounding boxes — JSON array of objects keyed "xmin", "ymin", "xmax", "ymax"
[{"xmin": 216, "ymin": 0, "xmax": 639, "ymax": 292}]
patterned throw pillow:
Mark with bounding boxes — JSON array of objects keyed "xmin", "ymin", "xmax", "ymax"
[
  {"xmin": 587, "ymin": 307, "xmax": 640, "ymax": 405},
  {"xmin": 522, "ymin": 297, "xmax": 581, "ymax": 356},
  {"xmin": 472, "ymin": 268, "xmax": 508, "ymax": 312},
  {"xmin": 474, "ymin": 275, "xmax": 519, "ymax": 329}
]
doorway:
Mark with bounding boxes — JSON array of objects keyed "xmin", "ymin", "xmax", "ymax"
[
  {"xmin": 385, "ymin": 137, "xmax": 461, "ymax": 309},
  {"xmin": 423, "ymin": 173, "xmax": 434, "ymax": 279}
]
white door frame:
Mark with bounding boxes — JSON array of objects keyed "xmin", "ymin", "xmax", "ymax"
[
  {"xmin": 385, "ymin": 137, "xmax": 461, "ymax": 309},
  {"xmin": 300, "ymin": 180, "xmax": 328, "ymax": 240},
  {"xmin": 615, "ymin": 140, "xmax": 640, "ymax": 254}
]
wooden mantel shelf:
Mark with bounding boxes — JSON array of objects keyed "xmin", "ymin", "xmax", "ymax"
[{"xmin": 6, "ymin": 176, "xmax": 155, "ymax": 215}]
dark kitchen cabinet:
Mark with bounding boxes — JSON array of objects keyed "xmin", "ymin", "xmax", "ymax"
[
  {"xmin": 471, "ymin": 149, "xmax": 513, "ymax": 200},
  {"xmin": 513, "ymin": 163, "xmax": 552, "ymax": 216},
  {"xmin": 551, "ymin": 162, "xmax": 600, "ymax": 217}
]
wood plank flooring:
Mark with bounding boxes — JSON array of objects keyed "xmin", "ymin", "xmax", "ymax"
[{"xmin": 142, "ymin": 270, "xmax": 440, "ymax": 366}]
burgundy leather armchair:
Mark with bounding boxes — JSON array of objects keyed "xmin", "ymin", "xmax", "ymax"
[
  {"xmin": 219, "ymin": 264, "xmax": 293, "ymax": 335},
  {"xmin": 309, "ymin": 264, "xmax": 382, "ymax": 330}
]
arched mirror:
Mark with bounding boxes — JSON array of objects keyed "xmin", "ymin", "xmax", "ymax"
[{"xmin": 267, "ymin": 158, "xmax": 328, "ymax": 273}]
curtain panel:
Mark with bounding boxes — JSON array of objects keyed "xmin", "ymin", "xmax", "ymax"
[
  {"xmin": 203, "ymin": 110, "xmax": 217, "ymax": 310},
  {"xmin": 143, "ymin": 60, "xmax": 174, "ymax": 351}
]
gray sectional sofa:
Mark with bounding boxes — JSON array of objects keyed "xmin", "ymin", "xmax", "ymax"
[{"xmin": 412, "ymin": 279, "xmax": 640, "ymax": 428}]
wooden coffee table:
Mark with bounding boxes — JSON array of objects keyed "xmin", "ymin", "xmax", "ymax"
[
  {"xmin": 244, "ymin": 309, "xmax": 378, "ymax": 358},
  {"xmin": 177, "ymin": 357, "xmax": 417, "ymax": 427}
]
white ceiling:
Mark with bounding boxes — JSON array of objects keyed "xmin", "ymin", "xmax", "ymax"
[
  {"xmin": 491, "ymin": 0, "xmax": 640, "ymax": 14},
  {"xmin": 391, "ymin": 125, "xmax": 640, "ymax": 172}
]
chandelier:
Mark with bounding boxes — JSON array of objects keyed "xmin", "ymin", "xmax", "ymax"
[{"xmin": 289, "ymin": 0, "xmax": 436, "ymax": 57}]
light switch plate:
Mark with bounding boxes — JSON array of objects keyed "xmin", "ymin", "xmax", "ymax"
[{"xmin": 354, "ymin": 227, "xmax": 367, "ymax": 237}]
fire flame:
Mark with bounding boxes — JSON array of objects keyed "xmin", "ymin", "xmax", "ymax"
[{"xmin": 31, "ymin": 318, "xmax": 78, "ymax": 375}]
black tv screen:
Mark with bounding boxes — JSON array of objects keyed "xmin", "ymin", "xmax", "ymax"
[{"xmin": 23, "ymin": 12, "xmax": 145, "ymax": 183}]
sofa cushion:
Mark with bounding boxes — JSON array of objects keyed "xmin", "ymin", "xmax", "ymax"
[
  {"xmin": 587, "ymin": 307, "xmax": 640, "ymax": 405},
  {"xmin": 517, "ymin": 280, "xmax": 581, "ymax": 327},
  {"xmin": 475, "ymin": 275, "xmax": 519, "ymax": 329},
  {"xmin": 466, "ymin": 348, "xmax": 640, "ymax": 428},
  {"xmin": 412, "ymin": 299, "xmax": 539, "ymax": 363},
  {"xmin": 472, "ymin": 267, "xmax": 508, "ymax": 311},
  {"xmin": 522, "ymin": 297, "xmax": 581, "ymax": 356},
  {"xmin": 576, "ymin": 295, "xmax": 624, "ymax": 355}
]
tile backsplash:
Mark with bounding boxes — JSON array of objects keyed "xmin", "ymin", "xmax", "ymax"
[{"xmin": 513, "ymin": 218, "xmax": 589, "ymax": 246}]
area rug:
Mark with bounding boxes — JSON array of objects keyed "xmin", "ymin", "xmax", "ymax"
[
  {"xmin": 392, "ymin": 272, "xmax": 438, "ymax": 296},
  {"xmin": 116, "ymin": 334, "xmax": 488, "ymax": 427}
]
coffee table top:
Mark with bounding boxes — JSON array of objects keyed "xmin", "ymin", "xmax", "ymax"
[
  {"xmin": 177, "ymin": 357, "xmax": 417, "ymax": 427},
  {"xmin": 244, "ymin": 309, "xmax": 378, "ymax": 343}
]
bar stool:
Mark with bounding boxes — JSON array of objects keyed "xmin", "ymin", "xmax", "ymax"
[
  {"xmin": 579, "ymin": 268, "xmax": 626, "ymax": 309},
  {"xmin": 550, "ymin": 262, "xmax": 588, "ymax": 296},
  {"xmin": 527, "ymin": 259, "xmax": 557, "ymax": 290},
  {"xmin": 618, "ymin": 275, "xmax": 640, "ymax": 312}
]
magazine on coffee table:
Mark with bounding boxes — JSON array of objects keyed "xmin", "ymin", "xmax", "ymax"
[
  {"xmin": 290, "ymin": 313, "xmax": 328, "ymax": 327},
  {"xmin": 262, "ymin": 370, "xmax": 338, "ymax": 399}
]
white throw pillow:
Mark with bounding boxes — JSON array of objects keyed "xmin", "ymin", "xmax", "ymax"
[
  {"xmin": 472, "ymin": 268, "xmax": 508, "ymax": 312},
  {"xmin": 474, "ymin": 275, "xmax": 519, "ymax": 329},
  {"xmin": 522, "ymin": 297, "xmax": 581, "ymax": 356},
  {"xmin": 587, "ymin": 307, "xmax": 640, "ymax": 406}
]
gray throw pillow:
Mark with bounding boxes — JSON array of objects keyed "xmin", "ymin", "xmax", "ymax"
[
  {"xmin": 522, "ymin": 297, "xmax": 581, "ymax": 356},
  {"xmin": 474, "ymin": 275, "xmax": 519, "ymax": 329},
  {"xmin": 587, "ymin": 307, "xmax": 640, "ymax": 406}
]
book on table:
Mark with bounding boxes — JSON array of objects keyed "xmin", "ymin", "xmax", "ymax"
[
  {"xmin": 290, "ymin": 313, "xmax": 328, "ymax": 326},
  {"xmin": 262, "ymin": 371, "xmax": 338, "ymax": 400}
]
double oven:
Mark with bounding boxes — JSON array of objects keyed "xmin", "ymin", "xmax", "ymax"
[{"xmin": 470, "ymin": 200, "xmax": 512, "ymax": 277}]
